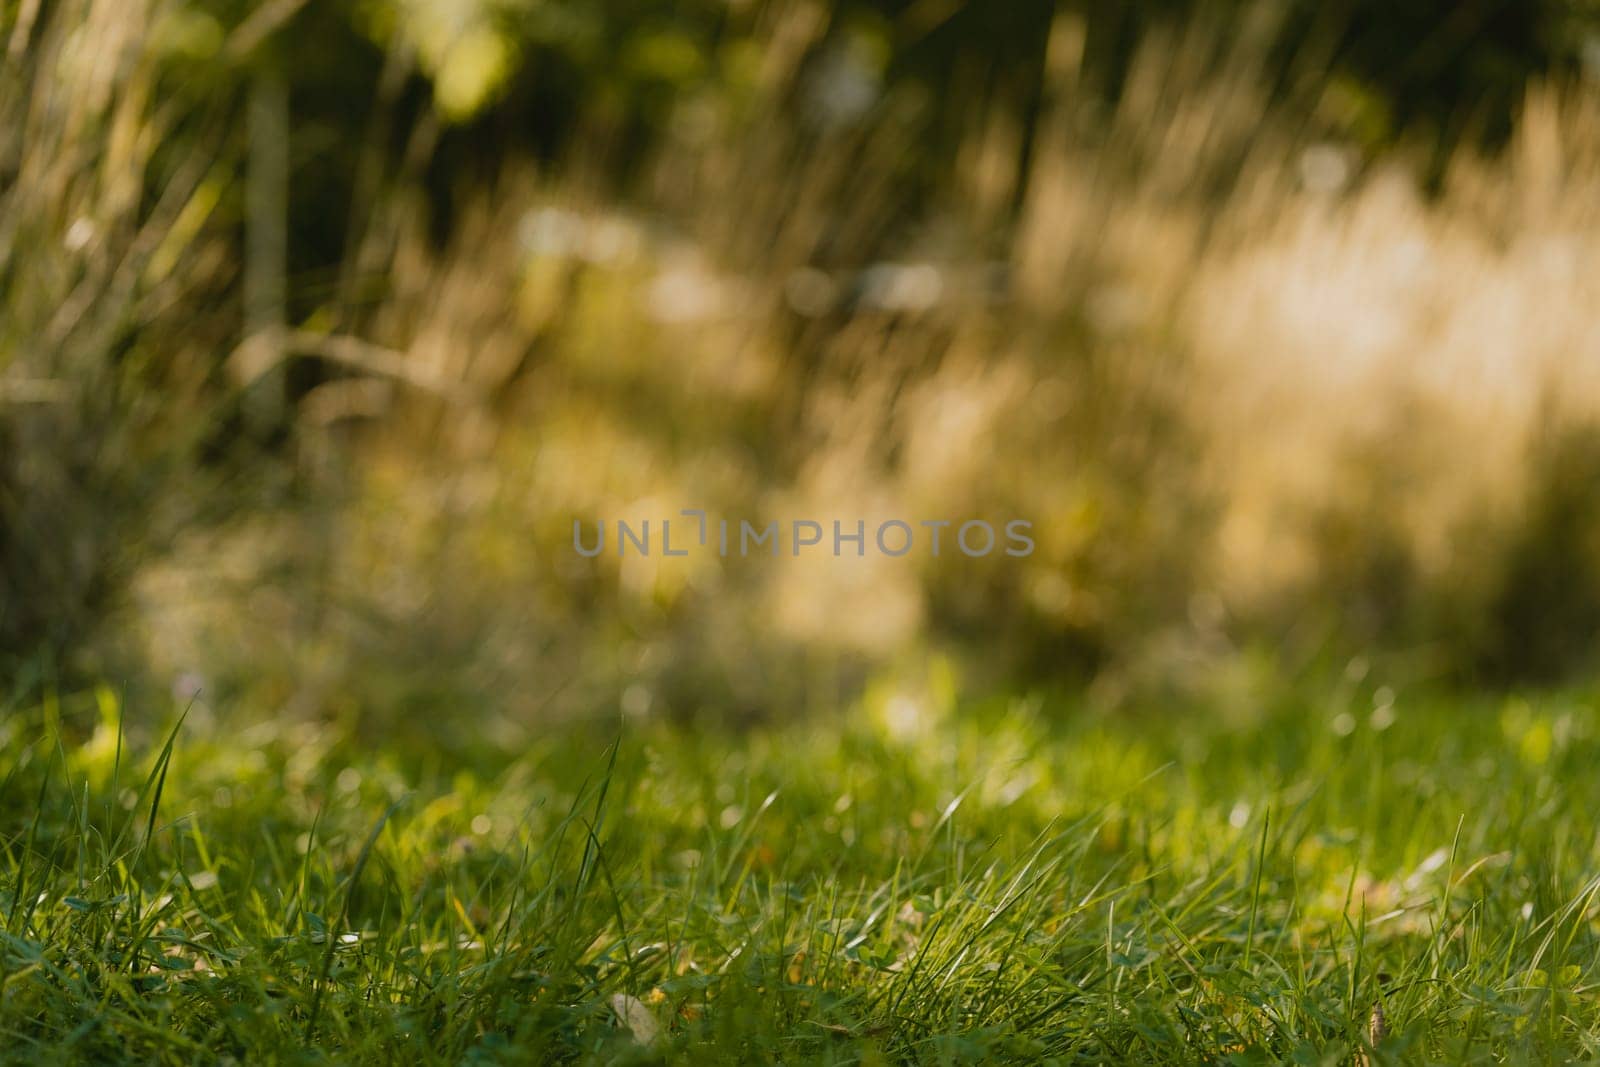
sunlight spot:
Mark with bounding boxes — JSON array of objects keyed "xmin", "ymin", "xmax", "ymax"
[
  {"xmin": 1370, "ymin": 687, "xmax": 1397, "ymax": 731},
  {"xmin": 1416, "ymin": 847, "xmax": 1450, "ymax": 875},
  {"xmin": 1519, "ymin": 720, "xmax": 1553, "ymax": 765},
  {"xmin": 470, "ymin": 814, "xmax": 492, "ymax": 835},
  {"xmin": 63, "ymin": 216, "xmax": 96, "ymax": 253},
  {"xmin": 172, "ymin": 670, "xmax": 206, "ymax": 703},
  {"xmin": 1331, "ymin": 712, "xmax": 1356, "ymax": 736},
  {"xmin": 1298, "ymin": 143, "xmax": 1352, "ymax": 195},
  {"xmin": 646, "ymin": 262, "xmax": 731, "ymax": 323},
  {"xmin": 859, "ymin": 262, "xmax": 943, "ymax": 312},
  {"xmin": 884, "ymin": 695, "xmax": 925, "ymax": 740},
  {"xmin": 518, "ymin": 207, "xmax": 582, "ymax": 258},
  {"xmin": 336, "ymin": 767, "xmax": 362, "ymax": 793},
  {"xmin": 621, "ymin": 684, "xmax": 653, "ymax": 718},
  {"xmin": 1229, "ymin": 801, "xmax": 1251, "ymax": 828},
  {"xmin": 996, "ymin": 775, "xmax": 1032, "ymax": 806},
  {"xmin": 582, "ymin": 217, "xmax": 641, "ymax": 266},
  {"xmin": 804, "ymin": 39, "xmax": 880, "ymax": 128}
]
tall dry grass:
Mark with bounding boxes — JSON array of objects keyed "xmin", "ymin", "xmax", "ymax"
[
  {"xmin": 0, "ymin": 0, "xmax": 238, "ymax": 668},
  {"xmin": 7, "ymin": 2, "xmax": 1600, "ymax": 719}
]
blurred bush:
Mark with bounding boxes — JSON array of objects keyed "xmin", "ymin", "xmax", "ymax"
[
  {"xmin": 7, "ymin": 0, "xmax": 1600, "ymax": 724},
  {"xmin": 0, "ymin": 0, "xmax": 240, "ymax": 667},
  {"xmin": 1482, "ymin": 421, "xmax": 1600, "ymax": 683}
]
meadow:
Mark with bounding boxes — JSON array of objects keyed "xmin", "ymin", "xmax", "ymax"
[
  {"xmin": 7, "ymin": 1, "xmax": 1600, "ymax": 1062},
  {"xmin": 4, "ymin": 672, "xmax": 1600, "ymax": 1063}
]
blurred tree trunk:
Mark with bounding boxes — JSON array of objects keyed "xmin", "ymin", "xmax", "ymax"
[{"xmin": 244, "ymin": 64, "xmax": 289, "ymax": 436}]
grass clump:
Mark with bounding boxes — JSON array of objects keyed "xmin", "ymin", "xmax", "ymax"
[{"xmin": 3, "ymin": 680, "xmax": 1599, "ymax": 1063}]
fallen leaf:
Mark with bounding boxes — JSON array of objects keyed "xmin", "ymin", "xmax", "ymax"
[{"xmin": 611, "ymin": 993, "xmax": 661, "ymax": 1044}]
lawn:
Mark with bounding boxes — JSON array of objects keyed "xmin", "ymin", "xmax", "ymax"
[{"xmin": 2, "ymin": 673, "xmax": 1597, "ymax": 1064}]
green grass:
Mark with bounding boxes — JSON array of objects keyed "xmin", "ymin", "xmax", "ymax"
[{"xmin": 3, "ymin": 673, "xmax": 1600, "ymax": 1064}]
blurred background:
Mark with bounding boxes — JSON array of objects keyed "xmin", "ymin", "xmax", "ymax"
[{"xmin": 6, "ymin": 0, "xmax": 1600, "ymax": 737}]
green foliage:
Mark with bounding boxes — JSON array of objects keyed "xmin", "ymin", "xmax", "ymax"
[{"xmin": 5, "ymin": 680, "xmax": 1600, "ymax": 1061}]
